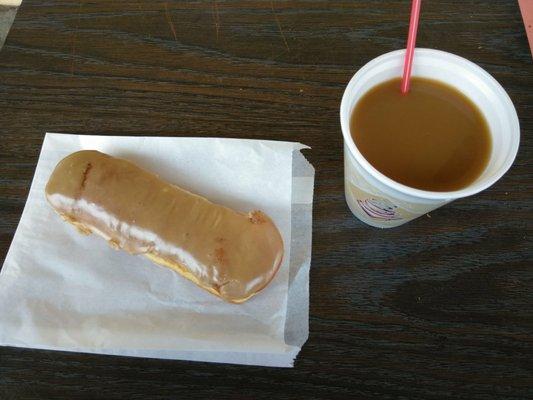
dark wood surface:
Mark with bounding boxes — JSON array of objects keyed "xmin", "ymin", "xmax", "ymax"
[{"xmin": 1, "ymin": 1, "xmax": 532, "ymax": 399}]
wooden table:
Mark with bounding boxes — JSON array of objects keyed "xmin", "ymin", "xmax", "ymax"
[{"xmin": 1, "ymin": 1, "xmax": 532, "ymax": 399}]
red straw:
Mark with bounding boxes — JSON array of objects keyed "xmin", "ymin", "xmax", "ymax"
[{"xmin": 401, "ymin": 0, "xmax": 422, "ymax": 94}]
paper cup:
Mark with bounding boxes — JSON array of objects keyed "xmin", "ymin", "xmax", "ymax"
[{"xmin": 340, "ymin": 48, "xmax": 520, "ymax": 228}]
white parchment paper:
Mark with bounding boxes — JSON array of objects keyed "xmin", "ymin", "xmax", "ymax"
[{"xmin": 0, "ymin": 133, "xmax": 314, "ymax": 367}]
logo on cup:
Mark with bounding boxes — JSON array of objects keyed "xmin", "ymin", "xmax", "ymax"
[{"xmin": 357, "ymin": 198, "xmax": 402, "ymax": 221}]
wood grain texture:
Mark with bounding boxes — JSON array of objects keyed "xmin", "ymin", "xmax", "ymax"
[{"xmin": 0, "ymin": 0, "xmax": 532, "ymax": 399}]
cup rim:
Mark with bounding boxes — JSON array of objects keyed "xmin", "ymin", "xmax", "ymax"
[{"xmin": 340, "ymin": 48, "xmax": 520, "ymax": 201}]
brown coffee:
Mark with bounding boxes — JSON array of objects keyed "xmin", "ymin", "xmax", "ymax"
[{"xmin": 350, "ymin": 77, "xmax": 491, "ymax": 192}]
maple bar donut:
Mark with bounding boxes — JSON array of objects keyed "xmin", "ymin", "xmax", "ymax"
[{"xmin": 45, "ymin": 150, "xmax": 284, "ymax": 303}]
